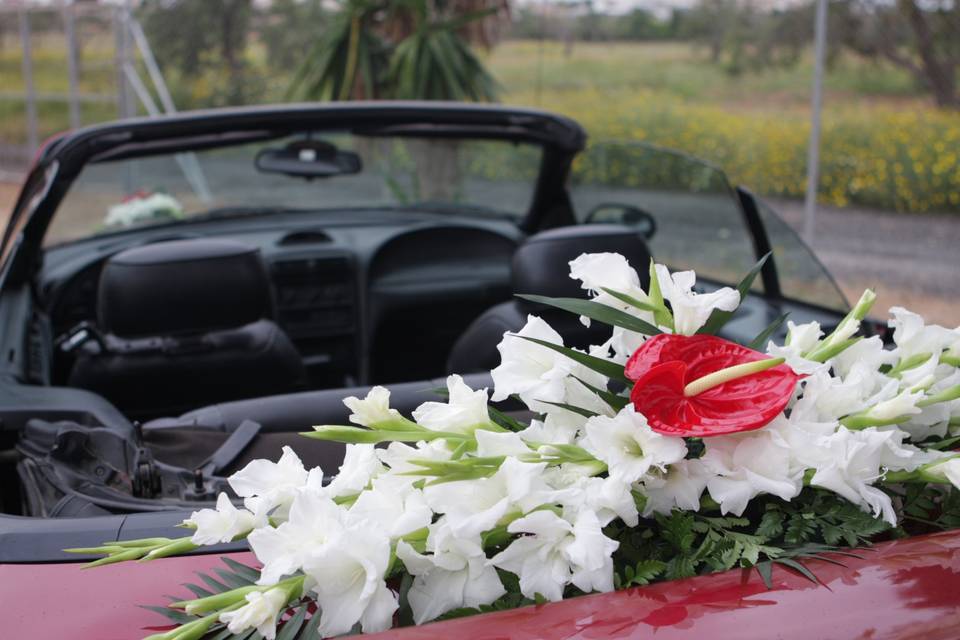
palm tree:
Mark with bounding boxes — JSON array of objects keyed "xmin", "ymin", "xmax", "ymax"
[{"xmin": 286, "ymin": 0, "xmax": 505, "ymax": 102}]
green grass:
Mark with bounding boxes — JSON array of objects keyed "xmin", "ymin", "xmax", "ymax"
[{"xmin": 487, "ymin": 40, "xmax": 919, "ymax": 106}]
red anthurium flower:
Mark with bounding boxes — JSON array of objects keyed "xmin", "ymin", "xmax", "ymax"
[{"xmin": 626, "ymin": 334, "xmax": 800, "ymax": 437}]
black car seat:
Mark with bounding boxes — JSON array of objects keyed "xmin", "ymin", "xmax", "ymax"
[
  {"xmin": 69, "ymin": 238, "xmax": 305, "ymax": 419},
  {"xmin": 446, "ymin": 224, "xmax": 653, "ymax": 374}
]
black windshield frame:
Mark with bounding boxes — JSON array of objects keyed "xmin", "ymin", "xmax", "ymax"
[{"xmin": 1, "ymin": 102, "xmax": 587, "ymax": 288}]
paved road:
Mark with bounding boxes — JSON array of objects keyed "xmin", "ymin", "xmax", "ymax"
[{"xmin": 768, "ymin": 198, "xmax": 960, "ymax": 326}]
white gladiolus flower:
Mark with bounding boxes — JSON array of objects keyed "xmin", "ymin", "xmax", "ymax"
[
  {"xmin": 302, "ymin": 524, "xmax": 398, "ymax": 637},
  {"xmin": 423, "ymin": 457, "xmax": 552, "ymax": 539},
  {"xmin": 889, "ymin": 307, "xmax": 958, "ymax": 360},
  {"xmin": 653, "ymin": 264, "xmax": 740, "ymax": 335},
  {"xmin": 375, "ymin": 439, "xmax": 452, "ymax": 484},
  {"xmin": 412, "ymin": 374, "xmax": 491, "ymax": 434},
  {"xmin": 862, "ymin": 388, "xmax": 924, "ymax": 422},
  {"xmin": 702, "ymin": 431, "xmax": 802, "ymax": 516},
  {"xmin": 925, "ymin": 457, "xmax": 960, "ymax": 489},
  {"xmin": 582, "ymin": 405, "xmax": 687, "ymax": 484},
  {"xmin": 229, "ymin": 446, "xmax": 310, "ymax": 519},
  {"xmin": 896, "ymin": 354, "xmax": 941, "ymax": 392},
  {"xmin": 592, "ymin": 329, "xmax": 644, "ymax": 365},
  {"xmin": 808, "ymin": 428, "xmax": 902, "ymax": 525},
  {"xmin": 349, "ymin": 477, "xmax": 433, "ymax": 538},
  {"xmin": 559, "ymin": 475, "xmax": 639, "ymax": 527},
  {"xmin": 185, "ymin": 492, "xmax": 259, "ymax": 546},
  {"xmin": 491, "ymin": 315, "xmax": 576, "ymax": 410},
  {"xmin": 641, "ymin": 459, "xmax": 712, "ymax": 517},
  {"xmin": 568, "ymin": 253, "xmax": 656, "ymax": 348},
  {"xmin": 569, "ymin": 252, "xmax": 644, "ymax": 302},
  {"xmin": 766, "ymin": 412, "xmax": 841, "ymax": 472},
  {"xmin": 766, "ymin": 320, "xmax": 826, "ymax": 375},
  {"xmin": 343, "ymin": 386, "xmax": 403, "ymax": 427},
  {"xmin": 474, "ymin": 429, "xmax": 532, "ymax": 457},
  {"xmin": 489, "ymin": 509, "xmax": 618, "ymax": 602},
  {"xmin": 395, "ymin": 530, "xmax": 505, "ymax": 624},
  {"xmin": 489, "ymin": 510, "xmax": 572, "ymax": 601},
  {"xmin": 563, "ymin": 509, "xmax": 619, "ymax": 594},
  {"xmin": 917, "ymin": 370, "xmax": 960, "ymax": 424},
  {"xmin": 875, "ymin": 428, "xmax": 943, "ymax": 471},
  {"xmin": 519, "ymin": 415, "xmax": 580, "ymax": 446},
  {"xmin": 248, "ymin": 491, "xmax": 348, "ymax": 586},
  {"xmin": 830, "ymin": 336, "xmax": 897, "ymax": 379},
  {"xmin": 787, "ymin": 320, "xmax": 824, "ymax": 353},
  {"xmin": 324, "ymin": 444, "xmax": 384, "ymax": 498},
  {"xmin": 791, "ymin": 368, "xmax": 896, "ymax": 424},
  {"xmin": 219, "ymin": 587, "xmax": 289, "ymax": 640}
]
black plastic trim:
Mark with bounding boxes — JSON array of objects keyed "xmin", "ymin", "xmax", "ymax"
[{"xmin": 735, "ymin": 185, "xmax": 782, "ymax": 299}]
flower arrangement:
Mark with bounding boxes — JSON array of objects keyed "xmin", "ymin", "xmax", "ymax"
[
  {"xmin": 71, "ymin": 252, "xmax": 960, "ymax": 640},
  {"xmin": 104, "ymin": 191, "xmax": 185, "ymax": 228}
]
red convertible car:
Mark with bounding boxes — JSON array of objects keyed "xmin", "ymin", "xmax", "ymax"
[{"xmin": 1, "ymin": 102, "xmax": 952, "ymax": 639}]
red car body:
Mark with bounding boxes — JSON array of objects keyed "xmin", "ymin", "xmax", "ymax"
[{"xmin": 4, "ymin": 529, "xmax": 960, "ymax": 640}]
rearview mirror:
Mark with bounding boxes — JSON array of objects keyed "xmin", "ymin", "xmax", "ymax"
[
  {"xmin": 584, "ymin": 203, "xmax": 657, "ymax": 239},
  {"xmin": 255, "ymin": 139, "xmax": 362, "ymax": 179}
]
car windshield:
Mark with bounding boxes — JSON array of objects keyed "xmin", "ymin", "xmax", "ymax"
[
  {"xmin": 44, "ymin": 132, "xmax": 544, "ymax": 246},
  {"xmin": 568, "ymin": 141, "xmax": 847, "ymax": 311}
]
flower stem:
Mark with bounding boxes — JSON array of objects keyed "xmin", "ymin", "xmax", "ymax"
[{"xmin": 683, "ymin": 357, "xmax": 785, "ymax": 397}]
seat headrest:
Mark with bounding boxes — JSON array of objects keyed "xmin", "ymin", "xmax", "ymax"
[
  {"xmin": 512, "ymin": 224, "xmax": 652, "ymax": 302},
  {"xmin": 98, "ymin": 239, "xmax": 274, "ymax": 338}
]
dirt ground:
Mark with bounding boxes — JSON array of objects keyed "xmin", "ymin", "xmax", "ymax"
[
  {"xmin": 0, "ymin": 182, "xmax": 18, "ymax": 217},
  {"xmin": 1, "ymin": 181, "xmax": 957, "ymax": 326}
]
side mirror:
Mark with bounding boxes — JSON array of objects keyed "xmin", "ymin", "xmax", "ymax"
[
  {"xmin": 584, "ymin": 203, "xmax": 657, "ymax": 239},
  {"xmin": 255, "ymin": 139, "xmax": 362, "ymax": 179}
]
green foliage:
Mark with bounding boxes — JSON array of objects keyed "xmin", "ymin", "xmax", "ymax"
[
  {"xmin": 139, "ymin": 0, "xmax": 259, "ymax": 106},
  {"xmin": 286, "ymin": 0, "xmax": 390, "ymax": 101},
  {"xmin": 899, "ymin": 483, "xmax": 960, "ymax": 531},
  {"xmin": 146, "ymin": 559, "xmax": 318, "ymax": 640},
  {"xmin": 516, "ymin": 295, "xmax": 661, "ymax": 337},
  {"xmin": 287, "ymin": 0, "xmax": 499, "ymax": 102},
  {"xmin": 260, "ymin": 0, "xmax": 328, "ymax": 73},
  {"xmin": 605, "ymin": 487, "xmax": 903, "ymax": 595},
  {"xmin": 512, "ymin": 335, "xmax": 631, "ymax": 385},
  {"xmin": 747, "ymin": 313, "xmax": 790, "ymax": 350},
  {"xmin": 388, "ymin": 24, "xmax": 499, "ymax": 101}
]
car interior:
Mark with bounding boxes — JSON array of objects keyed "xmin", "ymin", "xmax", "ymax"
[{"xmin": 0, "ymin": 105, "xmax": 853, "ymax": 542}]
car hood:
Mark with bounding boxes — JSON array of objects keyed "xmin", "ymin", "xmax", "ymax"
[{"xmin": 4, "ymin": 530, "xmax": 960, "ymax": 639}]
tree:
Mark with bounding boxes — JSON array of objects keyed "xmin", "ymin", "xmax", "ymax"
[
  {"xmin": 139, "ymin": 0, "xmax": 256, "ymax": 106},
  {"xmin": 286, "ymin": 0, "xmax": 504, "ymax": 102},
  {"xmin": 259, "ymin": 0, "xmax": 328, "ymax": 73},
  {"xmin": 842, "ymin": 0, "xmax": 960, "ymax": 109}
]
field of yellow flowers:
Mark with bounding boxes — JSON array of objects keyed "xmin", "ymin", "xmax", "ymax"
[{"xmin": 491, "ymin": 41, "xmax": 960, "ymax": 214}]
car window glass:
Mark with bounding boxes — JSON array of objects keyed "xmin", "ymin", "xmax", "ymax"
[
  {"xmin": 568, "ymin": 141, "xmax": 760, "ymax": 289},
  {"xmin": 44, "ymin": 134, "xmax": 543, "ymax": 247},
  {"xmin": 754, "ymin": 198, "xmax": 848, "ymax": 311}
]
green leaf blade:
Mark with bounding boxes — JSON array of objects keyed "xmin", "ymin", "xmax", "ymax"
[{"xmin": 516, "ymin": 294, "xmax": 662, "ymax": 336}]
